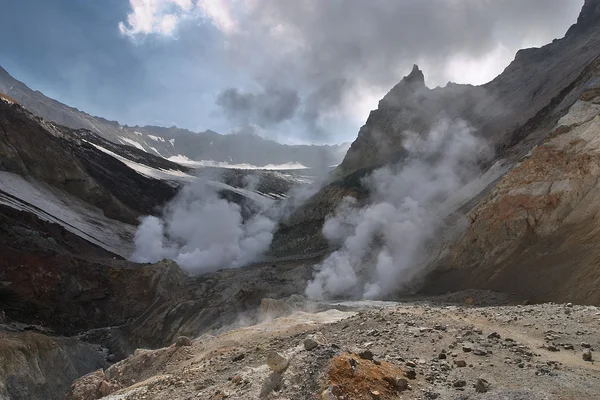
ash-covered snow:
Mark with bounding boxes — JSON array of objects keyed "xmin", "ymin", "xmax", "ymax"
[{"xmin": 0, "ymin": 171, "xmax": 135, "ymax": 257}]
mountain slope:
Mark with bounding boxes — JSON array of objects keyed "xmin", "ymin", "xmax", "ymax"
[
  {"xmin": 0, "ymin": 68, "xmax": 348, "ymax": 168},
  {"xmin": 424, "ymin": 62, "xmax": 600, "ymax": 303},
  {"xmin": 0, "ymin": 97, "xmax": 182, "ymax": 225}
]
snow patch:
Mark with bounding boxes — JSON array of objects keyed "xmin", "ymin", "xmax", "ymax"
[
  {"xmin": 0, "ymin": 96, "xmax": 14, "ymax": 105},
  {"xmin": 85, "ymin": 141, "xmax": 274, "ymax": 206},
  {"xmin": 168, "ymin": 155, "xmax": 308, "ymax": 170},
  {"xmin": 168, "ymin": 139, "xmax": 175, "ymax": 146},
  {"xmin": 147, "ymin": 134, "xmax": 166, "ymax": 142},
  {"xmin": 86, "ymin": 141, "xmax": 195, "ymax": 182},
  {"xmin": 119, "ymin": 137, "xmax": 147, "ymax": 152},
  {"xmin": 134, "ymin": 131, "xmax": 143, "ymax": 136},
  {"xmin": 149, "ymin": 146, "xmax": 162, "ymax": 156}
]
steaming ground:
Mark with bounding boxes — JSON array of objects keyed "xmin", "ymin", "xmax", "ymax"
[
  {"xmin": 130, "ymin": 179, "xmax": 277, "ymax": 273},
  {"xmin": 306, "ymin": 119, "xmax": 491, "ymax": 300},
  {"xmin": 129, "ymin": 168, "xmax": 327, "ymax": 273},
  {"xmin": 131, "ymin": 119, "xmax": 492, "ymax": 295}
]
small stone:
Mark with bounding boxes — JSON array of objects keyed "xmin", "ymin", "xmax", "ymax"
[
  {"xmin": 583, "ymin": 349, "xmax": 593, "ymax": 362},
  {"xmin": 454, "ymin": 360, "xmax": 467, "ymax": 367},
  {"xmin": 359, "ymin": 350, "xmax": 374, "ymax": 360},
  {"xmin": 98, "ymin": 380, "xmax": 117, "ymax": 397},
  {"xmin": 396, "ymin": 378, "xmax": 409, "ymax": 391},
  {"xmin": 370, "ymin": 390, "xmax": 381, "ymax": 399},
  {"xmin": 321, "ymin": 388, "xmax": 337, "ymax": 400},
  {"xmin": 232, "ymin": 353, "xmax": 245, "ymax": 362},
  {"xmin": 331, "ymin": 386, "xmax": 343, "ymax": 397},
  {"xmin": 303, "ymin": 338, "xmax": 319, "ymax": 351},
  {"xmin": 266, "ymin": 352, "xmax": 289, "ymax": 372},
  {"xmin": 475, "ymin": 378, "xmax": 490, "ymax": 393},
  {"xmin": 546, "ymin": 345, "xmax": 560, "ymax": 352},
  {"xmin": 488, "ymin": 332, "xmax": 501, "ymax": 340},
  {"xmin": 175, "ymin": 336, "xmax": 192, "ymax": 347},
  {"xmin": 438, "ymin": 353, "xmax": 447, "ymax": 360},
  {"xmin": 231, "ymin": 375, "xmax": 242, "ymax": 384},
  {"xmin": 462, "ymin": 344, "xmax": 473, "ymax": 353},
  {"xmin": 581, "ymin": 342, "xmax": 592, "ymax": 349},
  {"xmin": 404, "ymin": 369, "xmax": 417, "ymax": 380},
  {"xmin": 383, "ymin": 376, "xmax": 408, "ymax": 391},
  {"xmin": 473, "ymin": 348, "xmax": 487, "ymax": 356},
  {"xmin": 213, "ymin": 390, "xmax": 229, "ymax": 399},
  {"xmin": 453, "ymin": 380, "xmax": 467, "ymax": 388}
]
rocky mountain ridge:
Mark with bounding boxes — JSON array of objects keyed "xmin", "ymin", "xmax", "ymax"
[
  {"xmin": 0, "ymin": 67, "xmax": 348, "ymax": 169},
  {"xmin": 270, "ymin": 0, "xmax": 600, "ymax": 264}
]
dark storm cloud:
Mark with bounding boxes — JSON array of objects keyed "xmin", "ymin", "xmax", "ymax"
[
  {"xmin": 217, "ymin": 0, "xmax": 584, "ymax": 136},
  {"xmin": 216, "ymin": 85, "xmax": 300, "ymax": 128},
  {"xmin": 1, "ymin": 0, "xmax": 586, "ymax": 144}
]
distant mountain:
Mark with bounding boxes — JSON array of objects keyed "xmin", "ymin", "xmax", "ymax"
[{"xmin": 0, "ymin": 67, "xmax": 349, "ymax": 169}]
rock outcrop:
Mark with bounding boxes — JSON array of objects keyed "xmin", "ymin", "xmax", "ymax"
[{"xmin": 0, "ymin": 330, "xmax": 106, "ymax": 400}]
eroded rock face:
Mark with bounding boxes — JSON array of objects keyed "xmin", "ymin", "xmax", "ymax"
[
  {"xmin": 270, "ymin": 183, "xmax": 366, "ymax": 256},
  {"xmin": 425, "ymin": 75, "xmax": 600, "ymax": 304},
  {"xmin": 0, "ymin": 202, "xmax": 313, "ymax": 359}
]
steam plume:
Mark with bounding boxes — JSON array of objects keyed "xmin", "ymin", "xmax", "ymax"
[
  {"xmin": 306, "ymin": 118, "xmax": 491, "ymax": 300},
  {"xmin": 130, "ymin": 179, "xmax": 275, "ymax": 273}
]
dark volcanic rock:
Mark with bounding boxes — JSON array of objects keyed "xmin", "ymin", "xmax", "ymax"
[{"xmin": 0, "ymin": 100, "xmax": 180, "ymax": 223}]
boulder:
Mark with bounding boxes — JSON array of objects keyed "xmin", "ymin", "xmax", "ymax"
[{"xmin": 266, "ymin": 352, "xmax": 289, "ymax": 373}]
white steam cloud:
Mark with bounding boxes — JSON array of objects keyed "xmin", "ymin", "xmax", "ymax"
[
  {"xmin": 306, "ymin": 118, "xmax": 491, "ymax": 300},
  {"xmin": 130, "ymin": 180, "xmax": 275, "ymax": 273}
]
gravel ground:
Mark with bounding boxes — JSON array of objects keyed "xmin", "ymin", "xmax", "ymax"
[{"xmin": 68, "ymin": 291, "xmax": 600, "ymax": 400}]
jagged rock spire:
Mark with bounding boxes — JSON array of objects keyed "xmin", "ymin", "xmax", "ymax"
[
  {"xmin": 404, "ymin": 64, "xmax": 425, "ymax": 86},
  {"xmin": 404, "ymin": 64, "xmax": 425, "ymax": 84}
]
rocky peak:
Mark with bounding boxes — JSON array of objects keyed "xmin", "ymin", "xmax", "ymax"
[
  {"xmin": 380, "ymin": 64, "xmax": 427, "ymax": 108},
  {"xmin": 405, "ymin": 64, "xmax": 425, "ymax": 85}
]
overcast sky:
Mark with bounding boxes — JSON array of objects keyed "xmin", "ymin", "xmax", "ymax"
[{"xmin": 0, "ymin": 0, "xmax": 584, "ymax": 144}]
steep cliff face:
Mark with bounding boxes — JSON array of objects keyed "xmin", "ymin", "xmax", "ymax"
[{"xmin": 424, "ymin": 63, "xmax": 600, "ymax": 304}]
